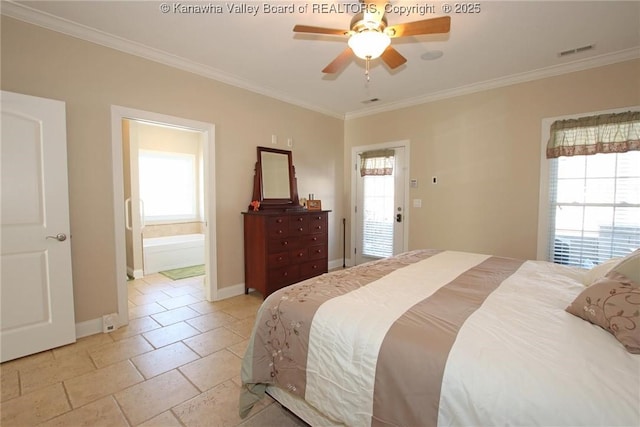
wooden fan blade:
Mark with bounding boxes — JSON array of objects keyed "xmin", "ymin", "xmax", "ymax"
[
  {"xmin": 380, "ymin": 46, "xmax": 407, "ymax": 69},
  {"xmin": 387, "ymin": 16, "xmax": 451, "ymax": 38},
  {"xmin": 363, "ymin": 0, "xmax": 387, "ymax": 24},
  {"xmin": 293, "ymin": 25, "xmax": 347, "ymax": 36},
  {"xmin": 322, "ymin": 47, "xmax": 354, "ymax": 73}
]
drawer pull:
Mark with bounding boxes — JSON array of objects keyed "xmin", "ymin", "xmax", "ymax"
[
  {"xmin": 298, "ymin": 227, "xmax": 304, "ymax": 231},
  {"xmin": 298, "ymin": 252, "xmax": 304, "ymax": 257},
  {"xmin": 315, "ymin": 249, "xmax": 322, "ymax": 254},
  {"xmin": 313, "ymin": 265, "xmax": 318, "ymax": 269},
  {"xmin": 283, "ymin": 272, "xmax": 288, "ymax": 277},
  {"xmin": 312, "ymin": 237, "xmax": 318, "ymax": 242},
  {"xmin": 316, "ymin": 216, "xmax": 322, "ymax": 220},
  {"xmin": 278, "ymin": 230, "xmax": 283, "ymax": 234},
  {"xmin": 282, "ymin": 241, "xmax": 288, "ymax": 246},
  {"xmin": 297, "ymin": 217, "xmax": 303, "ymax": 222},
  {"xmin": 315, "ymin": 226, "xmax": 322, "ymax": 230},
  {"xmin": 277, "ymin": 219, "xmax": 283, "ymax": 223},
  {"xmin": 278, "ymin": 256, "xmax": 283, "ymax": 261}
]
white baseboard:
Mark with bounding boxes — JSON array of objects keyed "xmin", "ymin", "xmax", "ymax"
[
  {"xmin": 329, "ymin": 258, "xmax": 352, "ymax": 269},
  {"xmin": 215, "ymin": 282, "xmax": 246, "ymax": 301},
  {"xmin": 127, "ymin": 266, "xmax": 144, "ymax": 279},
  {"xmin": 75, "ymin": 317, "xmax": 103, "ymax": 339}
]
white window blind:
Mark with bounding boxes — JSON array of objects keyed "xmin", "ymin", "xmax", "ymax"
[
  {"xmin": 361, "ymin": 174, "xmax": 395, "ymax": 258},
  {"xmin": 547, "ymin": 150, "xmax": 640, "ymax": 267}
]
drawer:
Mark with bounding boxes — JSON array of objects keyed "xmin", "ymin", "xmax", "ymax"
[
  {"xmin": 302, "ymin": 234, "xmax": 327, "ymax": 247},
  {"xmin": 268, "ymin": 237, "xmax": 299, "ymax": 252},
  {"xmin": 267, "ymin": 216, "xmax": 289, "ymax": 238},
  {"xmin": 289, "ymin": 248, "xmax": 308, "ymax": 263},
  {"xmin": 289, "ymin": 215, "xmax": 309, "ymax": 235},
  {"xmin": 268, "ymin": 251, "xmax": 289, "ymax": 267},
  {"xmin": 300, "ymin": 258, "xmax": 327, "ymax": 279},
  {"xmin": 269, "ymin": 264, "xmax": 300, "ymax": 287},
  {"xmin": 308, "ymin": 214, "xmax": 328, "ymax": 234},
  {"xmin": 308, "ymin": 245, "xmax": 327, "ymax": 260}
]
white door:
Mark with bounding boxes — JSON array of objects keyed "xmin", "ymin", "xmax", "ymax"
[
  {"xmin": 1, "ymin": 91, "xmax": 76, "ymax": 362},
  {"xmin": 354, "ymin": 146, "xmax": 406, "ymax": 265}
]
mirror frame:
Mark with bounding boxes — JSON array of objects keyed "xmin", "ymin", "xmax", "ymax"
[{"xmin": 250, "ymin": 146, "xmax": 301, "ymax": 211}]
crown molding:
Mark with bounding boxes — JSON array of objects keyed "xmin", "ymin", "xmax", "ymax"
[
  {"xmin": 3, "ymin": 1, "xmax": 638, "ymax": 122},
  {"xmin": 0, "ymin": 1, "xmax": 345, "ymax": 120},
  {"xmin": 344, "ymin": 47, "xmax": 640, "ymax": 120}
]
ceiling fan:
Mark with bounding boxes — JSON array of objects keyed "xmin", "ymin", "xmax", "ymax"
[{"xmin": 293, "ymin": 0, "xmax": 451, "ymax": 77}]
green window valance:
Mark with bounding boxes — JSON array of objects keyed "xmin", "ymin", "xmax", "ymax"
[
  {"xmin": 360, "ymin": 149, "xmax": 395, "ymax": 177},
  {"xmin": 546, "ymin": 111, "xmax": 640, "ymax": 159}
]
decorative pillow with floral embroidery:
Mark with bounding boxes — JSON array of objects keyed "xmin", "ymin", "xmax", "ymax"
[{"xmin": 566, "ymin": 271, "xmax": 640, "ymax": 354}]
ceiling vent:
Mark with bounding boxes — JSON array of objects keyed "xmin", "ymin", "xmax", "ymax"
[{"xmin": 558, "ymin": 44, "xmax": 595, "ymax": 57}]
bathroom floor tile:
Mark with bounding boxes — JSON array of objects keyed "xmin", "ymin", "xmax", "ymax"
[
  {"xmin": 0, "ymin": 383, "xmax": 70, "ymax": 426},
  {"xmin": 224, "ymin": 316, "xmax": 258, "ymax": 339},
  {"xmin": 129, "ymin": 301, "xmax": 167, "ymax": 319},
  {"xmin": 179, "ymin": 349, "xmax": 241, "ymax": 392},
  {"xmin": 114, "ymin": 370, "xmax": 199, "ymax": 426},
  {"xmin": 172, "ymin": 380, "xmax": 266, "ymax": 427},
  {"xmin": 64, "ymin": 360, "xmax": 143, "ymax": 408},
  {"xmin": 38, "ymin": 396, "xmax": 129, "ymax": 427},
  {"xmin": 109, "ymin": 316, "xmax": 161, "ymax": 341},
  {"xmin": 0, "ymin": 368, "xmax": 20, "ymax": 402},
  {"xmin": 185, "ymin": 310, "xmax": 237, "ymax": 332},
  {"xmin": 142, "ymin": 321, "xmax": 200, "ymax": 348},
  {"xmin": 131, "ymin": 342, "xmax": 200, "ymax": 379},
  {"xmin": 157, "ymin": 294, "xmax": 202, "ymax": 310},
  {"xmin": 88, "ymin": 334, "xmax": 154, "ymax": 369},
  {"xmin": 20, "ymin": 351, "xmax": 96, "ymax": 395},
  {"xmin": 0, "ymin": 276, "xmax": 301, "ymax": 427},
  {"xmin": 151, "ymin": 305, "xmax": 201, "ymax": 326},
  {"xmin": 183, "ymin": 326, "xmax": 245, "ymax": 357},
  {"xmin": 137, "ymin": 411, "xmax": 183, "ymax": 427}
]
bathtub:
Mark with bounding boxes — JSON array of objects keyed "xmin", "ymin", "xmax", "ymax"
[{"xmin": 143, "ymin": 233, "xmax": 205, "ymax": 275}]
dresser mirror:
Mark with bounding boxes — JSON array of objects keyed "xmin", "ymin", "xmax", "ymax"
[{"xmin": 250, "ymin": 146, "xmax": 300, "ymax": 210}]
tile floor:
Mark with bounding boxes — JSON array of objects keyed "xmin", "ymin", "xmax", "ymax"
[{"xmin": 0, "ymin": 273, "xmax": 308, "ymax": 426}]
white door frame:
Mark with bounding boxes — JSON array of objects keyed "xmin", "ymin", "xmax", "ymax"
[
  {"xmin": 350, "ymin": 140, "xmax": 410, "ymax": 266},
  {"xmin": 111, "ymin": 106, "xmax": 217, "ymax": 329}
]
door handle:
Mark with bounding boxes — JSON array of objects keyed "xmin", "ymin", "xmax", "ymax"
[
  {"xmin": 46, "ymin": 233, "xmax": 67, "ymax": 242},
  {"xmin": 396, "ymin": 213, "xmax": 402, "ymax": 223}
]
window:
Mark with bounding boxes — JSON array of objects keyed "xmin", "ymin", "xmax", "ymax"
[
  {"xmin": 547, "ymin": 151, "xmax": 640, "ymax": 267},
  {"xmin": 139, "ymin": 150, "xmax": 197, "ymax": 221},
  {"xmin": 543, "ymin": 110, "xmax": 640, "ymax": 267},
  {"xmin": 361, "ymin": 174, "xmax": 395, "ymax": 258},
  {"xmin": 359, "ymin": 149, "xmax": 396, "ymax": 259}
]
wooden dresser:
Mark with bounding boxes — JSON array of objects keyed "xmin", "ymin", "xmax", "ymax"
[{"xmin": 243, "ymin": 210, "xmax": 330, "ymax": 298}]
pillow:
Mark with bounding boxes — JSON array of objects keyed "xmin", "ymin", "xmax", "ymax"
[
  {"xmin": 582, "ymin": 257, "xmax": 620, "ymax": 286},
  {"xmin": 608, "ymin": 248, "xmax": 640, "ymax": 285},
  {"xmin": 566, "ymin": 270, "xmax": 640, "ymax": 354}
]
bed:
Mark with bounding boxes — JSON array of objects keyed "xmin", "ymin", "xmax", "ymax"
[{"xmin": 239, "ymin": 249, "xmax": 640, "ymax": 426}]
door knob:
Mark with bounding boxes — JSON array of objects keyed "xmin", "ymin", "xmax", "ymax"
[{"xmin": 46, "ymin": 233, "xmax": 67, "ymax": 242}]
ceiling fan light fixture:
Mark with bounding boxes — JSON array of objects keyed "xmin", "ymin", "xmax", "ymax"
[{"xmin": 348, "ymin": 30, "xmax": 390, "ymax": 60}]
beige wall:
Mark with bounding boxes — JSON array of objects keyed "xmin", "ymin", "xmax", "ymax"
[
  {"xmin": 345, "ymin": 59, "xmax": 640, "ymax": 260},
  {"xmin": 1, "ymin": 17, "xmax": 345, "ymax": 323},
  {"xmin": 2, "ymin": 15, "xmax": 638, "ymax": 326}
]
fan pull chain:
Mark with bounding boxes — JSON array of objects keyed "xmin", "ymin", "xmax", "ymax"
[{"xmin": 365, "ymin": 56, "xmax": 371, "ymax": 82}]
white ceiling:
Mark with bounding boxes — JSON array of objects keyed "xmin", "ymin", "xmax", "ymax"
[{"xmin": 3, "ymin": 1, "xmax": 640, "ymax": 119}]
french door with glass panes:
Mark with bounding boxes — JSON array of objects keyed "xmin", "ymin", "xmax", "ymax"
[{"xmin": 354, "ymin": 146, "xmax": 406, "ymax": 265}]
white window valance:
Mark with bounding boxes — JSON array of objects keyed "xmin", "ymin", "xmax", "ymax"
[
  {"xmin": 360, "ymin": 149, "xmax": 394, "ymax": 177},
  {"xmin": 546, "ymin": 111, "xmax": 640, "ymax": 159}
]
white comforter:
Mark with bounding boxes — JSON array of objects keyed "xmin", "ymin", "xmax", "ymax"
[{"xmin": 301, "ymin": 252, "xmax": 640, "ymax": 426}]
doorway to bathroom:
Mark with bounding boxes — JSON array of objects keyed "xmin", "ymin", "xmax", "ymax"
[
  {"xmin": 123, "ymin": 119, "xmax": 206, "ymax": 281},
  {"xmin": 111, "ymin": 106, "xmax": 217, "ymax": 330}
]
